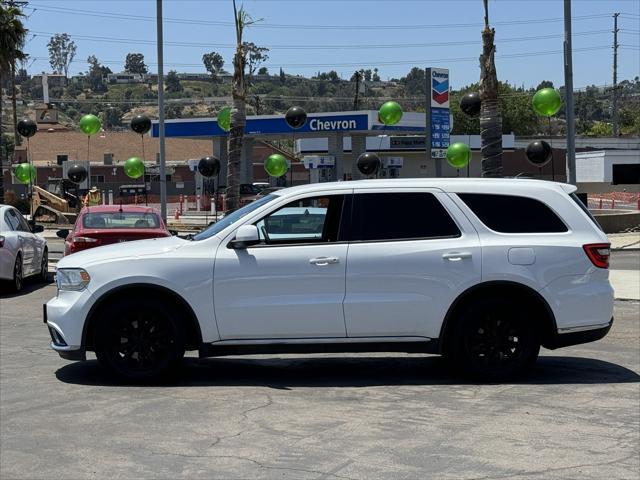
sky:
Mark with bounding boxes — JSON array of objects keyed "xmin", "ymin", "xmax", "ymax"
[{"xmin": 20, "ymin": 0, "xmax": 640, "ymax": 90}]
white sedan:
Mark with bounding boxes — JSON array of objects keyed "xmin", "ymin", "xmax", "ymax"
[{"xmin": 0, "ymin": 205, "xmax": 48, "ymax": 292}]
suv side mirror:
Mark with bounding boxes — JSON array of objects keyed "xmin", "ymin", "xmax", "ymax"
[
  {"xmin": 29, "ymin": 220, "xmax": 44, "ymax": 233},
  {"xmin": 56, "ymin": 229, "xmax": 69, "ymax": 239},
  {"xmin": 228, "ymin": 224, "xmax": 260, "ymax": 249}
]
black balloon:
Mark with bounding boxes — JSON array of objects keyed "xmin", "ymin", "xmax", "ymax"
[
  {"xmin": 130, "ymin": 114, "xmax": 152, "ymax": 135},
  {"xmin": 198, "ymin": 156, "xmax": 221, "ymax": 177},
  {"xmin": 67, "ymin": 164, "xmax": 88, "ymax": 183},
  {"xmin": 17, "ymin": 118, "xmax": 37, "ymax": 138},
  {"xmin": 285, "ymin": 106, "xmax": 307, "ymax": 129},
  {"xmin": 525, "ymin": 140, "xmax": 553, "ymax": 167},
  {"xmin": 357, "ymin": 152, "xmax": 381, "ymax": 176},
  {"xmin": 460, "ymin": 92, "xmax": 481, "ymax": 117}
]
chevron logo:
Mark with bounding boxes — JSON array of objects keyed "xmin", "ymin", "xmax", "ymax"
[
  {"xmin": 432, "ymin": 90, "xmax": 449, "ymax": 105},
  {"xmin": 432, "ymin": 78, "xmax": 449, "ymax": 94}
]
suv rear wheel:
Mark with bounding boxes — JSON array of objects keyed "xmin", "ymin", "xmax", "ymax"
[
  {"xmin": 449, "ymin": 298, "xmax": 540, "ymax": 381},
  {"xmin": 94, "ymin": 298, "xmax": 185, "ymax": 381}
]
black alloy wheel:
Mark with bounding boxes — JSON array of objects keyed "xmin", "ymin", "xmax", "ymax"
[
  {"xmin": 94, "ymin": 299, "xmax": 185, "ymax": 381},
  {"xmin": 40, "ymin": 249, "xmax": 48, "ymax": 282},
  {"xmin": 13, "ymin": 255, "xmax": 23, "ymax": 292},
  {"xmin": 450, "ymin": 298, "xmax": 540, "ymax": 380}
]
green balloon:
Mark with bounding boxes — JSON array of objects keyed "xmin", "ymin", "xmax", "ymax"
[
  {"xmin": 124, "ymin": 157, "xmax": 145, "ymax": 179},
  {"xmin": 217, "ymin": 107, "xmax": 231, "ymax": 132},
  {"xmin": 378, "ymin": 101, "xmax": 403, "ymax": 126},
  {"xmin": 14, "ymin": 163, "xmax": 36, "ymax": 184},
  {"xmin": 446, "ymin": 143, "xmax": 471, "ymax": 169},
  {"xmin": 264, "ymin": 153, "xmax": 288, "ymax": 177},
  {"xmin": 532, "ymin": 88, "xmax": 562, "ymax": 117},
  {"xmin": 79, "ymin": 114, "xmax": 101, "ymax": 136}
]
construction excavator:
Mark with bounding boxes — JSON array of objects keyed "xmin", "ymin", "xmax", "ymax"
[{"xmin": 31, "ymin": 178, "xmax": 81, "ymax": 225}]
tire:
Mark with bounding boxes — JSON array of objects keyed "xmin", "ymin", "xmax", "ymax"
[
  {"xmin": 12, "ymin": 254, "xmax": 23, "ymax": 293},
  {"xmin": 93, "ymin": 298, "xmax": 185, "ymax": 381},
  {"xmin": 40, "ymin": 248, "xmax": 49, "ymax": 282},
  {"xmin": 448, "ymin": 298, "xmax": 540, "ymax": 381}
]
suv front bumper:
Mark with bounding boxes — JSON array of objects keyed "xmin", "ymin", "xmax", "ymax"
[{"xmin": 43, "ymin": 288, "xmax": 93, "ymax": 361}]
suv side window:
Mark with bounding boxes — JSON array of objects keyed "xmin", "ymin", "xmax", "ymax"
[
  {"xmin": 458, "ymin": 193, "xmax": 568, "ymax": 233},
  {"xmin": 15, "ymin": 212, "xmax": 32, "ymax": 232},
  {"xmin": 255, "ymin": 195, "xmax": 345, "ymax": 245},
  {"xmin": 350, "ymin": 192, "xmax": 461, "ymax": 242}
]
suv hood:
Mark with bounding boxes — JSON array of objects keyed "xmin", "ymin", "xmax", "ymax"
[{"xmin": 57, "ymin": 235, "xmax": 187, "ymax": 268}]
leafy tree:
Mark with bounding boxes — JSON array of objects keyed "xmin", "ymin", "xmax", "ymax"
[
  {"xmin": 479, "ymin": 0, "xmax": 503, "ymax": 177},
  {"xmin": 242, "ymin": 41, "xmax": 269, "ymax": 82},
  {"xmin": 258, "ymin": 66, "xmax": 268, "ymax": 75},
  {"xmin": 372, "ymin": 68, "xmax": 381, "ymax": 82},
  {"xmin": 165, "ymin": 70, "xmax": 183, "ymax": 93},
  {"xmin": 401, "ymin": 67, "xmax": 425, "ymax": 95},
  {"xmin": 87, "ymin": 55, "xmax": 111, "ymax": 92},
  {"xmin": 47, "ymin": 33, "xmax": 76, "ymax": 77},
  {"xmin": 124, "ymin": 53, "xmax": 148, "ymax": 74},
  {"xmin": 202, "ymin": 51, "xmax": 224, "ymax": 81},
  {"xmin": 535, "ymin": 80, "xmax": 554, "ymax": 90},
  {"xmin": 0, "ymin": 1, "xmax": 28, "ymax": 201},
  {"xmin": 279, "ymin": 67, "xmax": 285, "ymax": 85}
]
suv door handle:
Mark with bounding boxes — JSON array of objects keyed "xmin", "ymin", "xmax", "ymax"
[
  {"xmin": 442, "ymin": 252, "xmax": 472, "ymax": 261},
  {"xmin": 309, "ymin": 257, "xmax": 339, "ymax": 266}
]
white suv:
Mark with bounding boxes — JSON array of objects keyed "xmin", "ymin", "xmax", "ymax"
[{"xmin": 44, "ymin": 179, "xmax": 614, "ymax": 381}]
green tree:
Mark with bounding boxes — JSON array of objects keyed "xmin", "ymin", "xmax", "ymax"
[
  {"xmin": 0, "ymin": 1, "xmax": 28, "ymax": 202},
  {"xmin": 86, "ymin": 55, "xmax": 111, "ymax": 92},
  {"xmin": 479, "ymin": 0, "xmax": 503, "ymax": 177},
  {"xmin": 535, "ymin": 80, "xmax": 554, "ymax": 90},
  {"xmin": 401, "ymin": 67, "xmax": 425, "ymax": 95},
  {"xmin": 165, "ymin": 70, "xmax": 183, "ymax": 93},
  {"xmin": 372, "ymin": 68, "xmax": 381, "ymax": 82},
  {"xmin": 258, "ymin": 66, "xmax": 268, "ymax": 75},
  {"xmin": 47, "ymin": 33, "xmax": 76, "ymax": 77},
  {"xmin": 243, "ymin": 41, "xmax": 269, "ymax": 84},
  {"xmin": 124, "ymin": 53, "xmax": 148, "ymax": 74},
  {"xmin": 202, "ymin": 51, "xmax": 225, "ymax": 82},
  {"xmin": 279, "ymin": 67, "xmax": 285, "ymax": 85}
]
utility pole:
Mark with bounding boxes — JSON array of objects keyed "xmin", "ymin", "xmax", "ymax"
[
  {"xmin": 352, "ymin": 71, "xmax": 361, "ymax": 110},
  {"xmin": 156, "ymin": 0, "xmax": 167, "ymax": 222},
  {"xmin": 612, "ymin": 12, "xmax": 620, "ymax": 136},
  {"xmin": 563, "ymin": 0, "xmax": 576, "ymax": 185}
]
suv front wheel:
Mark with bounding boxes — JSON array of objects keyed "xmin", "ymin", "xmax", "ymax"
[
  {"xmin": 94, "ymin": 298, "xmax": 185, "ymax": 381},
  {"xmin": 449, "ymin": 298, "xmax": 540, "ymax": 381}
]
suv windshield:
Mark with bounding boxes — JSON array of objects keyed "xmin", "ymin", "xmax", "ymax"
[{"xmin": 192, "ymin": 194, "xmax": 278, "ymax": 241}]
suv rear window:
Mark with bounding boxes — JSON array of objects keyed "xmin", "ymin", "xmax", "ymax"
[
  {"xmin": 458, "ymin": 193, "xmax": 568, "ymax": 233},
  {"xmin": 570, "ymin": 193, "xmax": 603, "ymax": 232},
  {"xmin": 350, "ymin": 192, "xmax": 460, "ymax": 241}
]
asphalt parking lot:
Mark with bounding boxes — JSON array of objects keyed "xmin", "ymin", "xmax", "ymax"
[{"xmin": 1, "ymin": 280, "xmax": 639, "ymax": 480}]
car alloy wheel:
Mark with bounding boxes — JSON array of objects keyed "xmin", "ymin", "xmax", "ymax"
[
  {"xmin": 94, "ymin": 299, "xmax": 185, "ymax": 380},
  {"xmin": 40, "ymin": 249, "xmax": 48, "ymax": 282},
  {"xmin": 13, "ymin": 256, "xmax": 23, "ymax": 292}
]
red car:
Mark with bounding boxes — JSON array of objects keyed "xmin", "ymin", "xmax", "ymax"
[{"xmin": 58, "ymin": 205, "xmax": 172, "ymax": 256}]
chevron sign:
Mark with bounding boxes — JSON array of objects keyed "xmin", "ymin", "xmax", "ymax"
[{"xmin": 430, "ymin": 68, "xmax": 450, "ymax": 108}]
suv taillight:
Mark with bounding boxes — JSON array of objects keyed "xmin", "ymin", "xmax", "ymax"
[{"xmin": 583, "ymin": 243, "xmax": 610, "ymax": 269}]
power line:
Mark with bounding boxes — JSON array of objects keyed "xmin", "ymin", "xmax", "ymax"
[
  {"xmin": 27, "ymin": 4, "xmax": 613, "ymax": 30},
  {"xmin": 26, "ymin": 29, "xmax": 613, "ymax": 51},
  {"xmin": 26, "ymin": 45, "xmax": 613, "ymax": 69}
]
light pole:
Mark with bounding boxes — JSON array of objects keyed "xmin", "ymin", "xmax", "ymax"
[
  {"xmin": 564, "ymin": 0, "xmax": 576, "ymax": 185},
  {"xmin": 156, "ymin": 0, "xmax": 167, "ymax": 221}
]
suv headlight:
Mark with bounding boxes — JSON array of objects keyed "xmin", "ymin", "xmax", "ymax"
[{"xmin": 56, "ymin": 268, "xmax": 91, "ymax": 291}]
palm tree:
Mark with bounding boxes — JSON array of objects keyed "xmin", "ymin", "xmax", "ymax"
[
  {"xmin": 226, "ymin": 1, "xmax": 257, "ymax": 211},
  {"xmin": 479, "ymin": 0, "xmax": 503, "ymax": 177},
  {"xmin": 0, "ymin": 2, "xmax": 28, "ymax": 202}
]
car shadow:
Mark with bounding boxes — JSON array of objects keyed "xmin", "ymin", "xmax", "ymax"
[
  {"xmin": 0, "ymin": 274, "xmax": 54, "ymax": 298},
  {"xmin": 55, "ymin": 355, "xmax": 640, "ymax": 388}
]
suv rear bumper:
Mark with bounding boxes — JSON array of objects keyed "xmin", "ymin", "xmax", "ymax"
[{"xmin": 544, "ymin": 318, "xmax": 613, "ymax": 349}]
